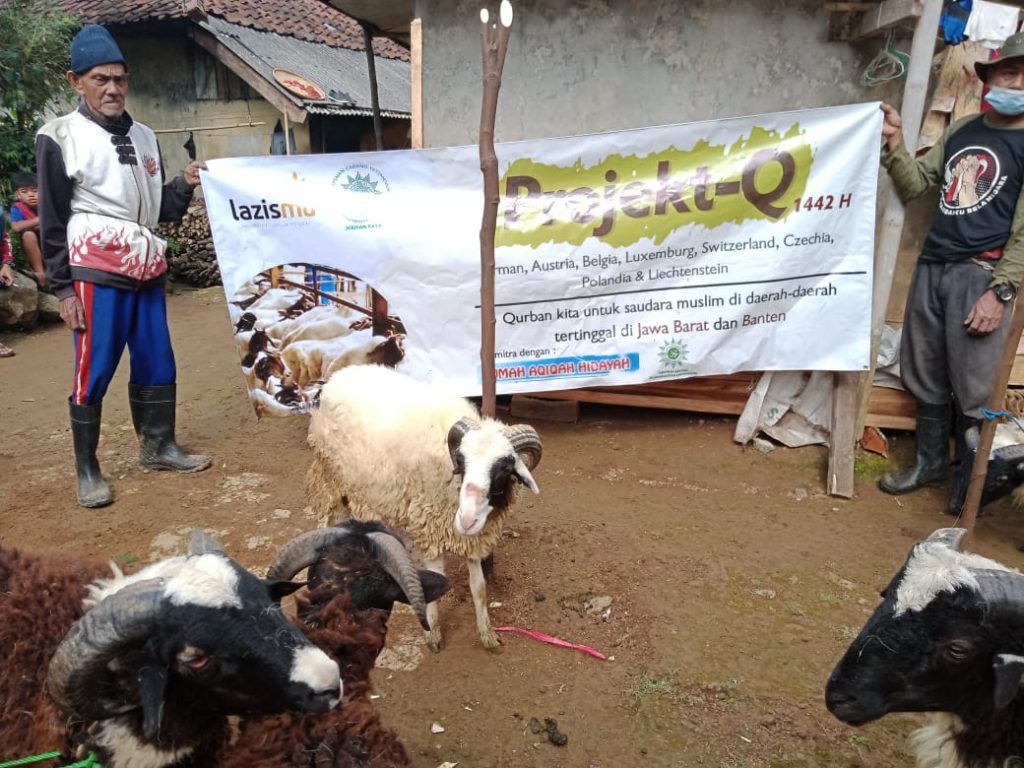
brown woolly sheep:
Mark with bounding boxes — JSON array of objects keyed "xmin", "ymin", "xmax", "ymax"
[
  {"xmin": 221, "ymin": 522, "xmax": 450, "ymax": 768},
  {"xmin": 0, "ymin": 533, "xmax": 341, "ymax": 768}
]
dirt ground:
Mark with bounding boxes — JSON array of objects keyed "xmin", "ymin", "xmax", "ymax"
[{"xmin": 3, "ymin": 285, "xmax": 1024, "ymax": 768}]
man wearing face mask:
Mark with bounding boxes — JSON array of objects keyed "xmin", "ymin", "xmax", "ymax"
[
  {"xmin": 36, "ymin": 24, "xmax": 211, "ymax": 508},
  {"xmin": 877, "ymin": 32, "xmax": 1024, "ymax": 512}
]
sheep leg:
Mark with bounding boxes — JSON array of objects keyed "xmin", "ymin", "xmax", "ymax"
[
  {"xmin": 424, "ymin": 557, "xmax": 445, "ymax": 652},
  {"xmin": 468, "ymin": 556, "xmax": 500, "ymax": 650}
]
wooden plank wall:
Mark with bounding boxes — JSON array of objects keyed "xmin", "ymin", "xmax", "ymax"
[{"xmin": 532, "ymin": 374, "xmax": 917, "ymax": 430}]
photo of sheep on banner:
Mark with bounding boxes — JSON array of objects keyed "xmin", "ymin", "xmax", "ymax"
[{"xmin": 226, "ymin": 263, "xmax": 406, "ymax": 418}]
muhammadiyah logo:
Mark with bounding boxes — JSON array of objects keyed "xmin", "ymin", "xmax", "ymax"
[
  {"xmin": 332, "ymin": 164, "xmax": 390, "ymax": 228},
  {"xmin": 658, "ymin": 339, "xmax": 689, "ymax": 370}
]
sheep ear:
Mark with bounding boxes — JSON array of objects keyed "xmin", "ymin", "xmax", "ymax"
[
  {"xmin": 137, "ymin": 661, "xmax": 169, "ymax": 740},
  {"xmin": 264, "ymin": 579, "xmax": 307, "ymax": 603},
  {"xmin": 993, "ymin": 653, "xmax": 1024, "ymax": 710},
  {"xmin": 514, "ymin": 457, "xmax": 540, "ymax": 494}
]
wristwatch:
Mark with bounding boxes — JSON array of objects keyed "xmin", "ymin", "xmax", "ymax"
[{"xmin": 992, "ymin": 283, "xmax": 1017, "ymax": 303}]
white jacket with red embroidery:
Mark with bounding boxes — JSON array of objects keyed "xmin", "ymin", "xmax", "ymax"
[{"xmin": 36, "ymin": 107, "xmax": 193, "ymax": 299}]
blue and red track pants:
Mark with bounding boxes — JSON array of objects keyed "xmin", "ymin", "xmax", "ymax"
[{"xmin": 71, "ymin": 281, "xmax": 176, "ymax": 406}]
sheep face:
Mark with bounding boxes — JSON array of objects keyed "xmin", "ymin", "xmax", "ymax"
[
  {"xmin": 826, "ymin": 529, "xmax": 1024, "ymax": 728},
  {"xmin": 451, "ymin": 426, "xmax": 539, "ymax": 536},
  {"xmin": 302, "ymin": 540, "xmax": 451, "ymax": 620},
  {"xmin": 142, "ymin": 560, "xmax": 342, "ymax": 718},
  {"xmin": 51, "ymin": 550, "xmax": 343, "ymax": 742}
]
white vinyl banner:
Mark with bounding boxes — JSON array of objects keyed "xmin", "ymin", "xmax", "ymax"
[{"xmin": 204, "ymin": 102, "xmax": 881, "ymax": 414}]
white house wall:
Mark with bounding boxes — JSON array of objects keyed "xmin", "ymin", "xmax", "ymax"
[{"xmin": 418, "ymin": 0, "xmax": 904, "ymax": 146}]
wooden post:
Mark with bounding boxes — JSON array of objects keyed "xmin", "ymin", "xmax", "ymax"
[
  {"xmin": 283, "ymin": 112, "xmax": 291, "ymax": 156},
  {"xmin": 828, "ymin": 372, "xmax": 859, "ymax": 497},
  {"xmin": 411, "ymin": 18, "xmax": 424, "ymax": 149},
  {"xmin": 371, "ymin": 289, "xmax": 389, "ymax": 337},
  {"xmin": 956, "ymin": 279, "xmax": 1024, "ymax": 534},
  {"xmin": 854, "ymin": 0, "xmax": 944, "ymax": 437},
  {"xmin": 362, "ymin": 22, "xmax": 385, "ymax": 151},
  {"xmin": 478, "ymin": 2, "xmax": 512, "ymax": 419}
]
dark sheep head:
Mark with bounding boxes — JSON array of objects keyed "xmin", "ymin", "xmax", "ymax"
[
  {"xmin": 269, "ymin": 521, "xmax": 450, "ymax": 631},
  {"xmin": 230, "ymin": 295, "xmax": 259, "ymax": 310},
  {"xmin": 949, "ymin": 427, "xmax": 1024, "ymax": 516},
  {"xmin": 253, "ymin": 352, "xmax": 287, "ymax": 383},
  {"xmin": 367, "ymin": 334, "xmax": 405, "ymax": 369},
  {"xmin": 280, "ymin": 295, "xmax": 315, "ymax": 319},
  {"xmin": 47, "ymin": 531, "xmax": 341, "ymax": 743},
  {"xmin": 826, "ymin": 528, "xmax": 1024, "ymax": 728},
  {"xmin": 234, "ymin": 312, "xmax": 258, "ymax": 333}
]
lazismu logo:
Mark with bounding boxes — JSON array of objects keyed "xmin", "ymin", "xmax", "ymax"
[{"xmin": 229, "ymin": 198, "xmax": 316, "ymax": 221}]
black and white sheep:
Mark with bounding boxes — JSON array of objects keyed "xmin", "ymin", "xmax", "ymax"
[
  {"xmin": 826, "ymin": 527, "xmax": 1024, "ymax": 768},
  {"xmin": 0, "ymin": 531, "xmax": 341, "ymax": 768},
  {"xmin": 220, "ymin": 521, "xmax": 451, "ymax": 767},
  {"xmin": 306, "ymin": 364, "xmax": 542, "ymax": 650},
  {"xmin": 949, "ymin": 424, "xmax": 1024, "ymax": 516}
]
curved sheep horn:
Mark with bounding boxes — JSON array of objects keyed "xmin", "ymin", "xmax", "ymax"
[
  {"xmin": 970, "ymin": 569, "xmax": 1024, "ymax": 621},
  {"xmin": 993, "ymin": 443, "xmax": 1024, "ymax": 463},
  {"xmin": 925, "ymin": 528, "xmax": 968, "ymax": 551},
  {"xmin": 447, "ymin": 417, "xmax": 478, "ymax": 470},
  {"xmin": 187, "ymin": 529, "xmax": 226, "ymax": 557},
  {"xmin": 366, "ymin": 531, "xmax": 429, "ymax": 631},
  {"xmin": 46, "ymin": 578, "xmax": 166, "ymax": 719},
  {"xmin": 503, "ymin": 424, "xmax": 543, "ymax": 470},
  {"xmin": 266, "ymin": 525, "xmax": 359, "ymax": 581}
]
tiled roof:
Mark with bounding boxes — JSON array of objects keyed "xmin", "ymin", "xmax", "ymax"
[{"xmin": 61, "ymin": 0, "xmax": 409, "ymax": 60}]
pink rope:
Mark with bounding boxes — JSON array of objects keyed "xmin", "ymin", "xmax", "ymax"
[{"xmin": 494, "ymin": 625, "xmax": 608, "ymax": 660}]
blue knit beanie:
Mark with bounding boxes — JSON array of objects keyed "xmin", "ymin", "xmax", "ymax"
[{"xmin": 70, "ymin": 25, "xmax": 126, "ymax": 75}]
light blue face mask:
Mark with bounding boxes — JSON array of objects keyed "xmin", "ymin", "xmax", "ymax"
[{"xmin": 986, "ymin": 86, "xmax": 1024, "ymax": 116}]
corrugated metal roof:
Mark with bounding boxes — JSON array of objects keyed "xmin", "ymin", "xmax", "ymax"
[
  {"xmin": 200, "ymin": 15, "xmax": 410, "ymax": 117},
  {"xmin": 305, "ymin": 105, "xmax": 409, "ymax": 119}
]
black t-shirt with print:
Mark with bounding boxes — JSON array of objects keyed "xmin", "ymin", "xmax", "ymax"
[{"xmin": 922, "ymin": 115, "xmax": 1024, "ymax": 261}]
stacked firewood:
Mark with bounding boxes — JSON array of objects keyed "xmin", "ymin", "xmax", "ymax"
[{"xmin": 157, "ymin": 200, "xmax": 221, "ymax": 287}]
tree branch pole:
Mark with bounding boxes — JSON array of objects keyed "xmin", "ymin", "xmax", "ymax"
[
  {"xmin": 957, "ymin": 278, "xmax": 1024, "ymax": 535},
  {"xmin": 478, "ymin": 2, "xmax": 512, "ymax": 418},
  {"xmin": 362, "ymin": 22, "xmax": 384, "ymax": 151}
]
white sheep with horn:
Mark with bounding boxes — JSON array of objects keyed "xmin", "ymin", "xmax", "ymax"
[{"xmin": 306, "ymin": 364, "xmax": 542, "ymax": 651}]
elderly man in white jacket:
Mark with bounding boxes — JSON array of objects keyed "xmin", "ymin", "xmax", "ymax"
[{"xmin": 37, "ymin": 24, "xmax": 211, "ymax": 508}]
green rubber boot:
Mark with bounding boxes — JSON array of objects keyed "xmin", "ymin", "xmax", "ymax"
[
  {"xmin": 879, "ymin": 402, "xmax": 950, "ymax": 495},
  {"xmin": 69, "ymin": 401, "xmax": 113, "ymax": 508},
  {"xmin": 129, "ymin": 384, "xmax": 212, "ymax": 473}
]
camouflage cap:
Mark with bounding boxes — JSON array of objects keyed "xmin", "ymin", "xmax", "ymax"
[{"xmin": 975, "ymin": 32, "xmax": 1024, "ymax": 82}]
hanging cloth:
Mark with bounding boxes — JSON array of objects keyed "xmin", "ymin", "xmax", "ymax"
[
  {"xmin": 941, "ymin": 0, "xmax": 973, "ymax": 44},
  {"xmin": 965, "ymin": 0, "xmax": 1020, "ymax": 49}
]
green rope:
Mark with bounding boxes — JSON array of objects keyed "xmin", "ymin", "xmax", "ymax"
[
  {"xmin": 862, "ymin": 29, "xmax": 910, "ymax": 86},
  {"xmin": 63, "ymin": 754, "xmax": 101, "ymax": 768},
  {"xmin": 0, "ymin": 753, "xmax": 62, "ymax": 768},
  {"xmin": 0, "ymin": 752, "xmax": 102, "ymax": 768}
]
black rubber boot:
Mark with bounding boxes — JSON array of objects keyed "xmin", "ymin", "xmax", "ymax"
[
  {"xmin": 69, "ymin": 402, "xmax": 113, "ymax": 508},
  {"xmin": 879, "ymin": 402, "xmax": 951, "ymax": 495},
  {"xmin": 953, "ymin": 412, "xmax": 982, "ymax": 466},
  {"xmin": 129, "ymin": 384, "xmax": 212, "ymax": 473}
]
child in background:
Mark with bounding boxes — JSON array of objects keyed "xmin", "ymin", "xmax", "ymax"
[
  {"xmin": 0, "ymin": 206, "xmax": 14, "ymax": 357},
  {"xmin": 9, "ymin": 172, "xmax": 44, "ymax": 289}
]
